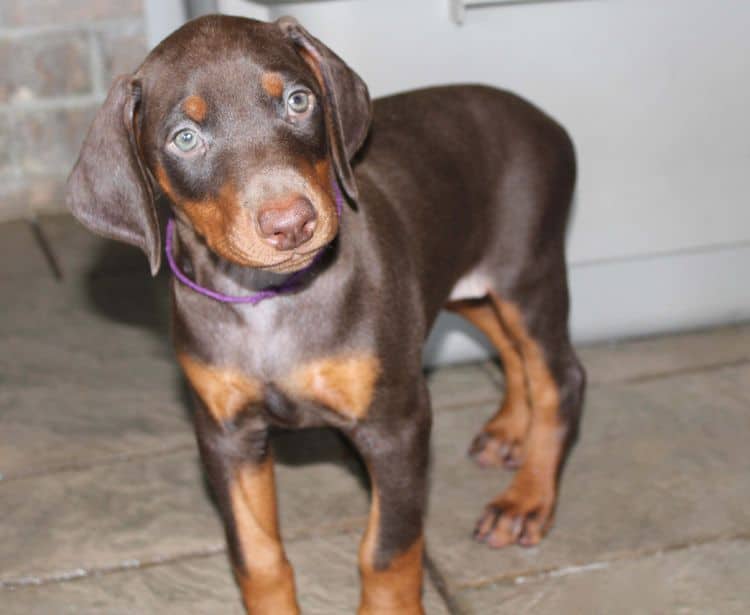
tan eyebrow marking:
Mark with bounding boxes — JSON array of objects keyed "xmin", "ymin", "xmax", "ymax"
[
  {"xmin": 261, "ymin": 72, "xmax": 285, "ymax": 98},
  {"xmin": 183, "ymin": 95, "xmax": 208, "ymax": 123}
]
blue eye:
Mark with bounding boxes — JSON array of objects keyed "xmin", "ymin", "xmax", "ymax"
[
  {"xmin": 173, "ymin": 129, "xmax": 199, "ymax": 152},
  {"xmin": 287, "ymin": 90, "xmax": 311, "ymax": 114}
]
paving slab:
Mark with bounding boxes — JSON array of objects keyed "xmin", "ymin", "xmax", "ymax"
[
  {"xmin": 0, "ymin": 219, "xmax": 50, "ymax": 279},
  {"xmin": 0, "ymin": 279, "xmax": 184, "ymax": 478},
  {"xmin": 455, "ymin": 539, "xmax": 750, "ymax": 614},
  {"xmin": 425, "ymin": 364, "xmax": 750, "ymax": 592},
  {"xmin": 1, "ymin": 533, "xmax": 449, "ymax": 615},
  {"xmin": 3, "ymin": 215, "xmax": 749, "ymax": 613},
  {"xmin": 1, "ymin": 554, "xmax": 244, "ymax": 615},
  {"xmin": 578, "ymin": 323, "xmax": 750, "ymax": 385},
  {"xmin": 38, "ymin": 213, "xmax": 151, "ymax": 278},
  {"xmin": 0, "ymin": 438, "xmax": 368, "ymax": 585},
  {"xmin": 0, "ymin": 268, "xmax": 169, "ymax": 342},
  {"xmin": 426, "ymin": 360, "xmax": 501, "ymax": 410},
  {"xmin": 0, "ymin": 382, "xmax": 192, "ymax": 479}
]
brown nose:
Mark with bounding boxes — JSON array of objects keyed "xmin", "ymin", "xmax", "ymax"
[{"xmin": 257, "ymin": 197, "xmax": 317, "ymax": 251}]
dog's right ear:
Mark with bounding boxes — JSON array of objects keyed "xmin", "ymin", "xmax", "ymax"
[
  {"xmin": 277, "ymin": 17, "xmax": 372, "ymax": 205},
  {"xmin": 66, "ymin": 75, "xmax": 161, "ymax": 275}
]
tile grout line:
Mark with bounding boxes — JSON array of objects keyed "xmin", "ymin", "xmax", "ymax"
[
  {"xmin": 0, "ymin": 17, "xmax": 143, "ymax": 39},
  {"xmin": 0, "ymin": 516, "xmax": 370, "ymax": 592},
  {"xmin": 0, "ymin": 544, "xmax": 226, "ymax": 591},
  {"xmin": 0, "ymin": 442, "xmax": 197, "ymax": 483},
  {"xmin": 614, "ymin": 357, "xmax": 750, "ymax": 385},
  {"xmin": 454, "ymin": 530, "xmax": 750, "ymax": 593},
  {"xmin": 4, "ymin": 348, "xmax": 748, "ymax": 484}
]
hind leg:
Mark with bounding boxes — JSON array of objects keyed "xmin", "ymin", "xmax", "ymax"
[
  {"xmin": 446, "ymin": 298, "xmax": 530, "ymax": 469},
  {"xmin": 474, "ymin": 283, "xmax": 585, "ymax": 548}
]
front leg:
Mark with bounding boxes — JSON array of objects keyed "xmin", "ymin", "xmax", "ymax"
[
  {"xmin": 349, "ymin": 381, "xmax": 432, "ymax": 615},
  {"xmin": 181, "ymin": 354, "xmax": 299, "ymax": 615}
]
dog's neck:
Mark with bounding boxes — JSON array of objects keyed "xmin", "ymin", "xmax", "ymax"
[
  {"xmin": 165, "ymin": 175, "xmax": 345, "ymax": 305},
  {"xmin": 169, "ymin": 215, "xmax": 328, "ymax": 302}
]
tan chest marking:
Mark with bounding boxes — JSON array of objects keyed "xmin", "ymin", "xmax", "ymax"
[
  {"xmin": 177, "ymin": 353, "xmax": 262, "ymax": 423},
  {"xmin": 359, "ymin": 490, "xmax": 425, "ymax": 614},
  {"xmin": 286, "ymin": 355, "xmax": 381, "ymax": 419}
]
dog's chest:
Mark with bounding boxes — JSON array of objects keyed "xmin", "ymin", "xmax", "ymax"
[
  {"xmin": 174, "ymin": 266, "xmax": 384, "ymax": 423},
  {"xmin": 178, "ymin": 350, "xmax": 381, "ymax": 425}
]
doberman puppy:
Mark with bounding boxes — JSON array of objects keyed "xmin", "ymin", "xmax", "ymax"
[{"xmin": 67, "ymin": 15, "xmax": 585, "ymax": 615}]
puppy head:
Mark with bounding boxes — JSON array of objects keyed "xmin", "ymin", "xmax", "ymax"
[{"xmin": 66, "ymin": 15, "xmax": 371, "ymax": 275}]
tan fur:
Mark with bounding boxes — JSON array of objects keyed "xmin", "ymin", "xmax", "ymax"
[
  {"xmin": 358, "ymin": 491, "xmax": 425, "ymax": 615},
  {"xmin": 231, "ymin": 457, "xmax": 300, "ymax": 614},
  {"xmin": 285, "ymin": 355, "xmax": 381, "ymax": 419},
  {"xmin": 481, "ymin": 298, "xmax": 563, "ymax": 545},
  {"xmin": 182, "ymin": 95, "xmax": 208, "ymax": 122},
  {"xmin": 261, "ymin": 72, "xmax": 284, "ymax": 98},
  {"xmin": 177, "ymin": 353, "xmax": 262, "ymax": 423},
  {"xmin": 314, "ymin": 159, "xmax": 331, "ymax": 186},
  {"xmin": 446, "ymin": 298, "xmax": 530, "ymax": 450},
  {"xmin": 155, "ymin": 163, "xmax": 337, "ymax": 273}
]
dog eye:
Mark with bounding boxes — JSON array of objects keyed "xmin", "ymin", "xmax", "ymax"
[
  {"xmin": 287, "ymin": 90, "xmax": 311, "ymax": 114},
  {"xmin": 173, "ymin": 129, "xmax": 200, "ymax": 152}
]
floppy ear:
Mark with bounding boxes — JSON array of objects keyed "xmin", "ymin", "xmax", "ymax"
[
  {"xmin": 277, "ymin": 16, "xmax": 372, "ymax": 203},
  {"xmin": 66, "ymin": 75, "xmax": 161, "ymax": 275}
]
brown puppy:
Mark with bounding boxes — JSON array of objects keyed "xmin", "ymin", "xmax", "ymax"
[{"xmin": 67, "ymin": 15, "xmax": 585, "ymax": 615}]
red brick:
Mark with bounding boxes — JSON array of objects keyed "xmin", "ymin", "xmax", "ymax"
[
  {"xmin": 0, "ymin": 114, "xmax": 14, "ymax": 176},
  {"xmin": 1, "ymin": 0, "xmax": 143, "ymax": 27},
  {"xmin": 0, "ymin": 31, "xmax": 91, "ymax": 103},
  {"xmin": 97, "ymin": 27, "xmax": 148, "ymax": 85},
  {"xmin": 15, "ymin": 106, "xmax": 97, "ymax": 175},
  {"xmin": 0, "ymin": 174, "xmax": 72, "ymax": 219},
  {"xmin": 24, "ymin": 174, "xmax": 69, "ymax": 214},
  {"xmin": 0, "ymin": 177, "xmax": 30, "ymax": 221}
]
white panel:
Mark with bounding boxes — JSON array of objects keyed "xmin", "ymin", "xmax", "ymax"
[
  {"xmin": 218, "ymin": 0, "xmax": 271, "ymax": 20},
  {"xmin": 567, "ymin": 242, "xmax": 750, "ymax": 344},
  {"xmin": 144, "ymin": 0, "xmax": 187, "ymax": 48}
]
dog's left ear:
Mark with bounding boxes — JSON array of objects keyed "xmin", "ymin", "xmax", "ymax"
[{"xmin": 278, "ymin": 16, "xmax": 372, "ymax": 203}]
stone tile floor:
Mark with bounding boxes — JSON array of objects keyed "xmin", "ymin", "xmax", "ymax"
[{"xmin": 1, "ymin": 215, "xmax": 749, "ymax": 614}]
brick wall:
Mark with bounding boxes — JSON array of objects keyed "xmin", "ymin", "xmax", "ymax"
[{"xmin": 0, "ymin": 0, "xmax": 148, "ymax": 221}]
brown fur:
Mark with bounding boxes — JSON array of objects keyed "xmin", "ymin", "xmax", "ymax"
[
  {"xmin": 65, "ymin": 15, "xmax": 585, "ymax": 614},
  {"xmin": 474, "ymin": 299, "xmax": 564, "ymax": 548},
  {"xmin": 446, "ymin": 298, "xmax": 531, "ymax": 468},
  {"xmin": 359, "ymin": 491, "xmax": 425, "ymax": 615}
]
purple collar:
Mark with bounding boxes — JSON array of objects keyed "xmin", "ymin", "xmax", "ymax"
[{"xmin": 166, "ymin": 178, "xmax": 344, "ymax": 305}]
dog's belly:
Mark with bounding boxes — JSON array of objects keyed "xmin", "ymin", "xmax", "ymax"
[{"xmin": 447, "ymin": 271, "xmax": 492, "ymax": 302}]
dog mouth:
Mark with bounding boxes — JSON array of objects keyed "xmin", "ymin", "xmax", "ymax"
[
  {"xmin": 199, "ymin": 190, "xmax": 339, "ymax": 273},
  {"xmin": 257, "ymin": 245, "xmax": 326, "ymax": 274}
]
